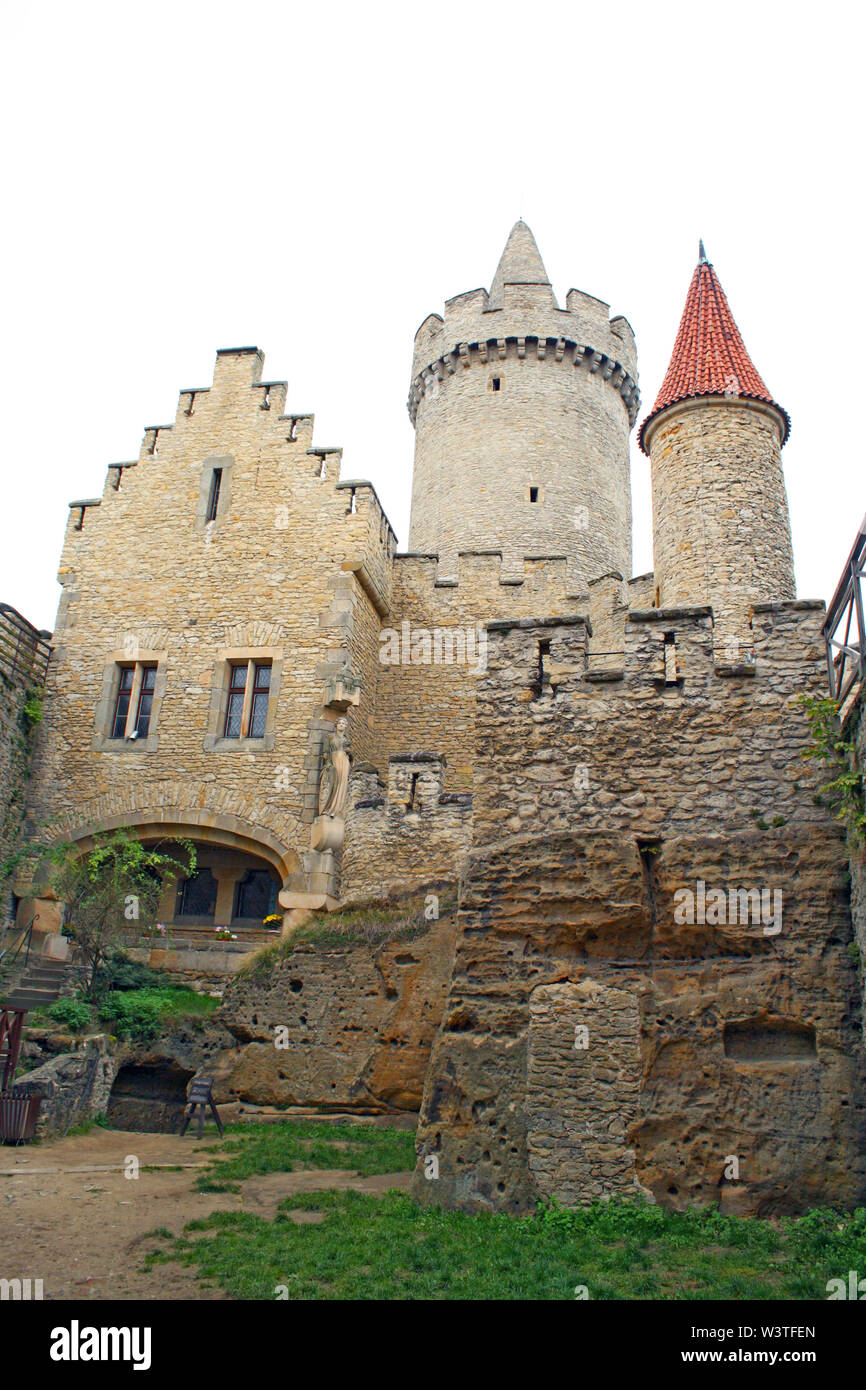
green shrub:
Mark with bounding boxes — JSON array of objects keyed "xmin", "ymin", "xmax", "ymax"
[
  {"xmin": 22, "ymin": 689, "xmax": 43, "ymax": 731},
  {"xmin": 99, "ymin": 990, "xmax": 163, "ymax": 1040},
  {"xmin": 98, "ymin": 950, "xmax": 177, "ymax": 995},
  {"xmin": 46, "ymin": 998, "xmax": 93, "ymax": 1031},
  {"xmin": 98, "ymin": 986, "xmax": 219, "ymax": 1041}
]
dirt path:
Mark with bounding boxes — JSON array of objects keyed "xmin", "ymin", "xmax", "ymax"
[{"xmin": 0, "ymin": 1129, "xmax": 412, "ymax": 1301}]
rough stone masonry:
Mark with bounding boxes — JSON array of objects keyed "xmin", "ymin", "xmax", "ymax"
[{"xmin": 6, "ymin": 223, "xmax": 864, "ymax": 1215}]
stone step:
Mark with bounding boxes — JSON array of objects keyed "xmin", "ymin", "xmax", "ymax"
[{"xmin": 4, "ymin": 989, "xmax": 61, "ymax": 1009}]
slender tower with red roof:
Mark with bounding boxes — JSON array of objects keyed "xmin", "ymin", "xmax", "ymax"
[{"xmin": 639, "ymin": 245, "xmax": 795, "ymax": 645}]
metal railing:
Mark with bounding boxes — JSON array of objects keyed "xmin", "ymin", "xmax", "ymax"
[
  {"xmin": 0, "ymin": 915, "xmax": 39, "ymax": 983},
  {"xmin": 0, "ymin": 603, "xmax": 51, "ymax": 686},
  {"xmin": 823, "ymin": 516, "xmax": 866, "ymax": 705}
]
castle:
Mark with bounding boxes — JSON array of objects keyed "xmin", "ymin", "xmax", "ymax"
[{"xmin": 8, "ymin": 222, "xmax": 866, "ymax": 1214}]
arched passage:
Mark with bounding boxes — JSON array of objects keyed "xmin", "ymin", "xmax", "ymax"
[{"xmin": 20, "ymin": 808, "xmax": 302, "ymax": 937}]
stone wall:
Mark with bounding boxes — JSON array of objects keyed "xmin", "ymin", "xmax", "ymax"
[
  {"xmin": 527, "ymin": 980, "xmax": 648, "ymax": 1204},
  {"xmin": 408, "ymin": 273, "xmax": 637, "ymax": 584},
  {"xmin": 213, "ymin": 912, "xmax": 457, "ymax": 1112},
  {"xmin": 647, "ymin": 398, "xmax": 796, "ymax": 646},
  {"xmin": 374, "ymin": 553, "xmax": 622, "ymax": 795},
  {"xmin": 0, "ymin": 604, "xmax": 48, "ymax": 903},
  {"xmin": 414, "ymin": 601, "xmax": 866, "ymax": 1215},
  {"xmin": 20, "ymin": 348, "xmax": 397, "ymax": 910},
  {"xmin": 341, "ymin": 756, "xmax": 471, "ymax": 899},
  {"xmin": 846, "ymin": 696, "xmax": 866, "ymax": 1023},
  {"xmin": 0, "ymin": 673, "xmax": 31, "ymax": 894}
]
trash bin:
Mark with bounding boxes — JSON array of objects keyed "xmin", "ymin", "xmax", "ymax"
[{"xmin": 0, "ymin": 1088, "xmax": 43, "ymax": 1142}]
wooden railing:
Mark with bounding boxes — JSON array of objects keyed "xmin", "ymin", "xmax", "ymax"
[
  {"xmin": 0, "ymin": 603, "xmax": 51, "ymax": 686},
  {"xmin": 0, "ymin": 1006, "xmax": 26, "ymax": 1090},
  {"xmin": 823, "ymin": 517, "xmax": 866, "ymax": 706}
]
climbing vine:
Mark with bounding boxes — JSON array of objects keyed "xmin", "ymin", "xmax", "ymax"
[
  {"xmin": 21, "ymin": 687, "xmax": 43, "ymax": 731},
  {"xmin": 799, "ymin": 694, "xmax": 866, "ymax": 845}
]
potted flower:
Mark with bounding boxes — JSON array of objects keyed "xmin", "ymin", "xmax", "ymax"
[
  {"xmin": 214, "ymin": 926, "xmax": 237, "ymax": 941},
  {"xmin": 263, "ymin": 913, "xmax": 282, "ymax": 932}
]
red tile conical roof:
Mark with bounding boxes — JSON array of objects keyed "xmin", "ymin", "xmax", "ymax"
[{"xmin": 638, "ymin": 246, "xmax": 789, "ymax": 454}]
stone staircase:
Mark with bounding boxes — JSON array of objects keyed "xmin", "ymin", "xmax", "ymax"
[{"xmin": 1, "ymin": 958, "xmax": 72, "ymax": 1011}]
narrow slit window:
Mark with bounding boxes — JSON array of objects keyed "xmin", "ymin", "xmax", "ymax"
[
  {"xmin": 111, "ymin": 667, "xmax": 135, "ymax": 738},
  {"xmin": 663, "ymin": 632, "xmax": 678, "ymax": 684},
  {"xmin": 206, "ymin": 467, "xmax": 223, "ymax": 523},
  {"xmin": 529, "ymin": 486, "xmax": 539, "ymax": 503},
  {"xmin": 223, "ymin": 663, "xmax": 247, "ymax": 738},
  {"xmin": 491, "ymin": 377, "xmax": 501, "ymax": 391},
  {"xmin": 530, "ymin": 640, "xmax": 551, "ymax": 700}
]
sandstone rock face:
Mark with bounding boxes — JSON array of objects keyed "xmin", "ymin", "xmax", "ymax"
[
  {"xmin": 17, "ymin": 1035, "xmax": 115, "ymax": 1137},
  {"xmin": 414, "ymin": 605, "xmax": 866, "ymax": 1215},
  {"xmin": 214, "ymin": 917, "xmax": 457, "ymax": 1112},
  {"xmin": 102, "ymin": 1016, "xmax": 238, "ymax": 1132}
]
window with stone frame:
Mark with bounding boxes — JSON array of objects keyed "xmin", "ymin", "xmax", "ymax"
[
  {"xmin": 233, "ymin": 868, "xmax": 279, "ymax": 922},
  {"xmin": 205, "ymin": 466, "xmax": 223, "ymax": 523},
  {"xmin": 222, "ymin": 660, "xmax": 272, "ymax": 739},
  {"xmin": 175, "ymin": 868, "xmax": 218, "ymax": 921},
  {"xmin": 110, "ymin": 663, "xmax": 158, "ymax": 740}
]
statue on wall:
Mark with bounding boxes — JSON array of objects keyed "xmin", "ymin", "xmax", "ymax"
[{"xmin": 318, "ymin": 717, "xmax": 351, "ymax": 820}]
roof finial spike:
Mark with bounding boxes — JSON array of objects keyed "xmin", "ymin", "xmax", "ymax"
[{"xmin": 698, "ymin": 238, "xmax": 708, "ymax": 264}]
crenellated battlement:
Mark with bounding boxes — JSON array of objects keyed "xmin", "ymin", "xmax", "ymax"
[
  {"xmin": 393, "ymin": 548, "xmax": 582, "ymax": 606},
  {"xmin": 412, "ymin": 276, "xmax": 637, "ymax": 379},
  {"xmin": 341, "ymin": 754, "xmax": 473, "ymax": 899},
  {"xmin": 407, "ymin": 222, "xmax": 636, "ymax": 587},
  {"xmin": 479, "ymin": 598, "xmax": 827, "ymax": 695},
  {"xmin": 464, "ymin": 598, "xmax": 832, "ymax": 862}
]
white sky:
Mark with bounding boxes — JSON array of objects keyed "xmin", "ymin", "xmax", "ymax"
[{"xmin": 1, "ymin": 1, "xmax": 863, "ymax": 634}]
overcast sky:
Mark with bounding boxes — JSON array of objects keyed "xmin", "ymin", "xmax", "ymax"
[{"xmin": 2, "ymin": 1, "xmax": 862, "ymax": 634}]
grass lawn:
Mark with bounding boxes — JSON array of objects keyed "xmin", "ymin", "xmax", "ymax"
[
  {"xmin": 194, "ymin": 1119, "xmax": 416, "ymax": 1192},
  {"xmin": 150, "ymin": 1121, "xmax": 866, "ymax": 1300}
]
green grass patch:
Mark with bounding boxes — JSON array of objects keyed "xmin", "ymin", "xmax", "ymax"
[
  {"xmin": 195, "ymin": 1119, "xmax": 416, "ymax": 1192},
  {"xmin": 156, "ymin": 1189, "xmax": 866, "ymax": 1301},
  {"xmin": 240, "ymin": 888, "xmax": 457, "ymax": 979},
  {"xmin": 98, "ymin": 987, "xmax": 219, "ymax": 1040}
]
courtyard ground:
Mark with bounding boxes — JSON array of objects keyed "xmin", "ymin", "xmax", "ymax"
[
  {"xmin": 5, "ymin": 1120, "xmax": 866, "ymax": 1300},
  {"xmin": 0, "ymin": 1124, "xmax": 413, "ymax": 1301}
]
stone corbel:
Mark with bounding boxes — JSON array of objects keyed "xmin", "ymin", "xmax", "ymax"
[{"xmin": 323, "ymin": 670, "xmax": 361, "ymax": 711}]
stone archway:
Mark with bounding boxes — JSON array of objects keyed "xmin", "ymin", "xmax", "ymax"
[{"xmin": 14, "ymin": 802, "xmax": 302, "ymax": 937}]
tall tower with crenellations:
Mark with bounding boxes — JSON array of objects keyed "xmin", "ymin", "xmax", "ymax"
[
  {"xmin": 407, "ymin": 222, "xmax": 640, "ymax": 586},
  {"xmin": 639, "ymin": 244, "xmax": 796, "ymax": 647}
]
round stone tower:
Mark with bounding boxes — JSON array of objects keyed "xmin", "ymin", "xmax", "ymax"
[
  {"xmin": 407, "ymin": 221, "xmax": 639, "ymax": 584},
  {"xmin": 639, "ymin": 244, "xmax": 795, "ymax": 643}
]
